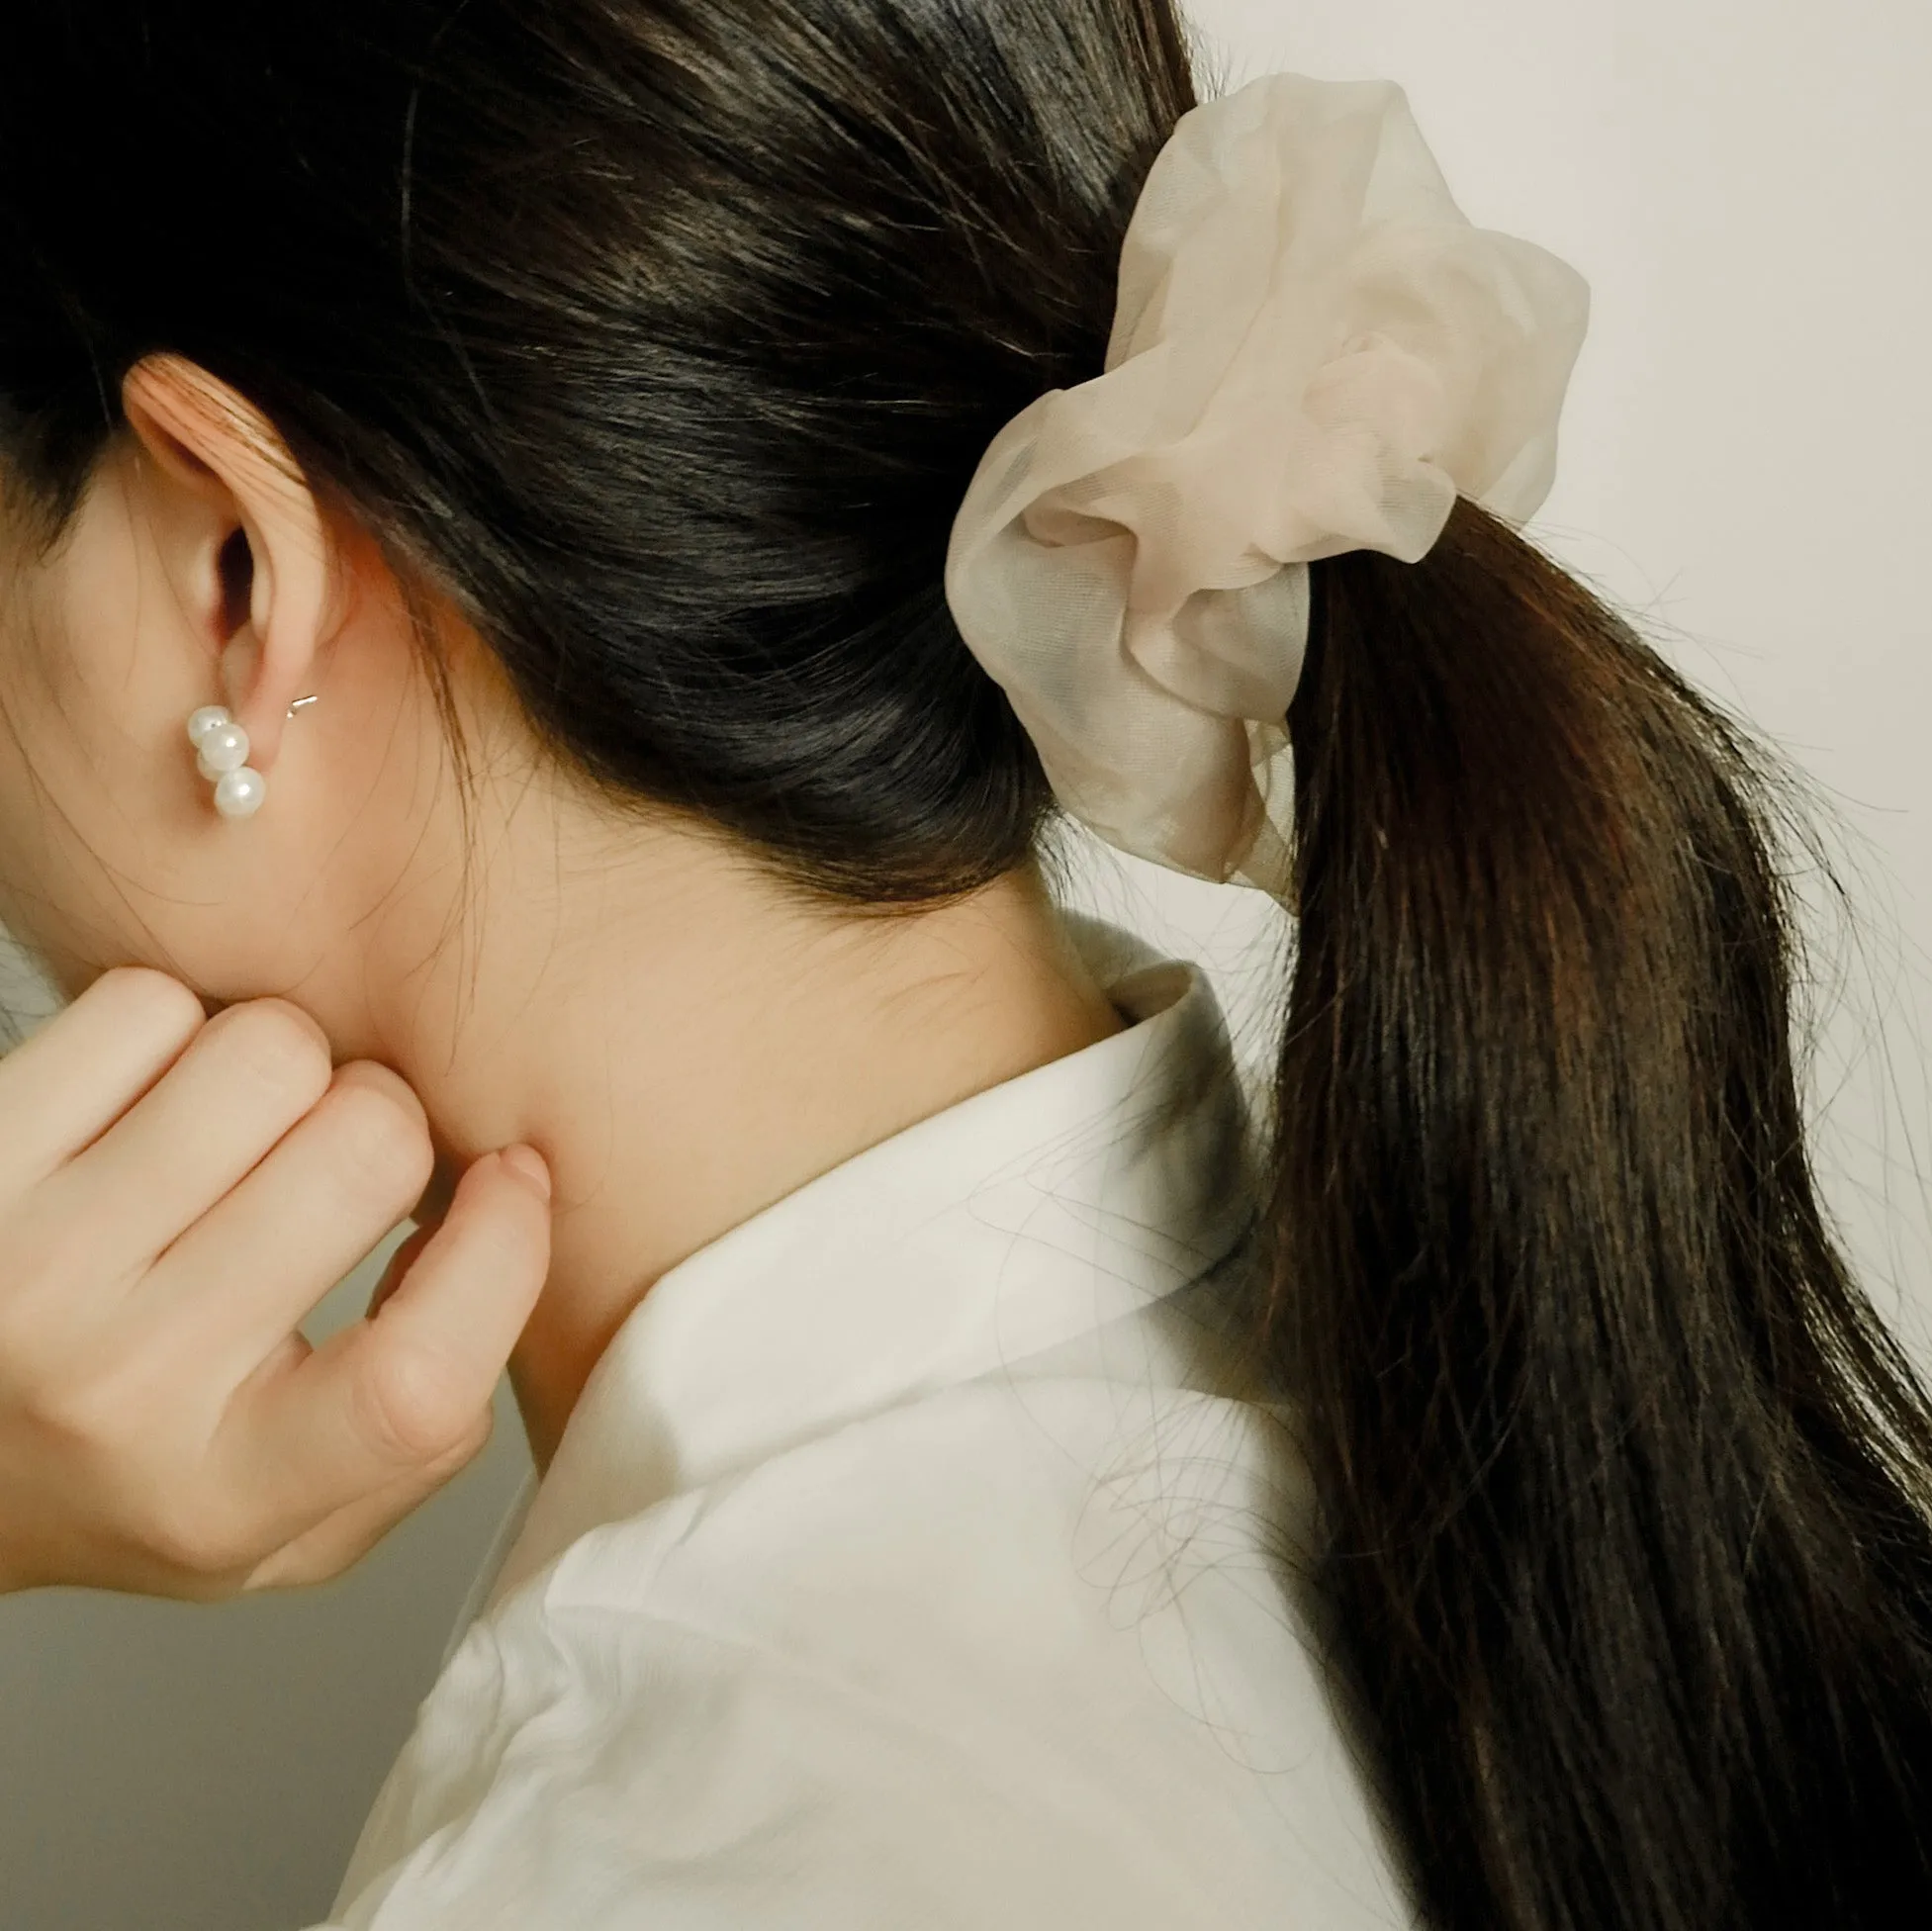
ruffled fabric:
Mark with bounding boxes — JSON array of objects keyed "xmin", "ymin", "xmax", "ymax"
[{"xmin": 945, "ymin": 72, "xmax": 1592, "ymax": 895}]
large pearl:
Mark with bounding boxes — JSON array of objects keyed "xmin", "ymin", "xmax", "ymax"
[
  {"xmin": 186, "ymin": 704, "xmax": 231, "ymax": 749},
  {"xmin": 213, "ymin": 767, "xmax": 267, "ymax": 819},
  {"xmin": 195, "ymin": 720, "xmax": 251, "ymax": 779}
]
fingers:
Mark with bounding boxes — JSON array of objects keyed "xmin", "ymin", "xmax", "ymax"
[
  {"xmin": 50, "ymin": 996, "xmax": 335, "ymax": 1270},
  {"xmin": 365, "ymin": 1223, "xmax": 435, "ymax": 1322},
  {"xmin": 0, "ymin": 968, "xmax": 206, "ymax": 1192},
  {"xmin": 141, "ymin": 1061, "xmax": 435, "ymax": 1381},
  {"xmin": 228, "ymin": 1148, "xmax": 549, "ymax": 1542},
  {"xmin": 0, "ymin": 960, "xmax": 553, "ymax": 1605},
  {"xmin": 240, "ymin": 1421, "xmax": 492, "ymax": 1592}
]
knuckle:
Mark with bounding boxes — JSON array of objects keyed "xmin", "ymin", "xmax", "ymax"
[
  {"xmin": 0, "ymin": 1348, "xmax": 254, "ymax": 1581},
  {"xmin": 3, "ymin": 1207, "xmax": 101, "ymax": 1306},
  {"xmin": 326, "ymin": 1072, "xmax": 433, "ymax": 1205},
  {"xmin": 146, "ymin": 1499, "xmax": 251, "ymax": 1579},
  {"xmin": 353, "ymin": 1338, "xmax": 472, "ymax": 1466},
  {"xmin": 88, "ymin": 966, "xmax": 206, "ymax": 1046},
  {"xmin": 216, "ymin": 999, "xmax": 332, "ymax": 1099},
  {"xmin": 444, "ymin": 1410, "xmax": 494, "ymax": 1475},
  {"xmin": 0, "ymin": 1218, "xmax": 141, "ymax": 1395},
  {"xmin": 9, "ymin": 1370, "xmax": 88, "ymax": 1443},
  {"xmin": 16, "ymin": 1360, "xmax": 137, "ymax": 1460}
]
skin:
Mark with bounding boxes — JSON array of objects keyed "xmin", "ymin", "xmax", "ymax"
[{"xmin": 0, "ymin": 355, "xmax": 1125, "ymax": 1590}]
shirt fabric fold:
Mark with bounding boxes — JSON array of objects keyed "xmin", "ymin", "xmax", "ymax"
[{"xmin": 316, "ymin": 915, "xmax": 1414, "ymax": 1930}]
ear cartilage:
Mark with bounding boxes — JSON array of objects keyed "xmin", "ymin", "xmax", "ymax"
[{"xmin": 186, "ymin": 704, "xmax": 268, "ymax": 820}]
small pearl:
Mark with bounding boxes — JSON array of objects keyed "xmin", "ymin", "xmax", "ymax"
[
  {"xmin": 187, "ymin": 704, "xmax": 231, "ymax": 749},
  {"xmin": 195, "ymin": 720, "xmax": 251, "ymax": 778},
  {"xmin": 213, "ymin": 767, "xmax": 267, "ymax": 819}
]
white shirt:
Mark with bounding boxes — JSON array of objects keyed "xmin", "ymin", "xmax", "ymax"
[{"xmin": 317, "ymin": 916, "xmax": 1416, "ymax": 1930}]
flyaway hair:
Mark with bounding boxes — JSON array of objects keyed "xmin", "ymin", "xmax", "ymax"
[{"xmin": 3, "ymin": 5, "xmax": 1930, "ymax": 1926}]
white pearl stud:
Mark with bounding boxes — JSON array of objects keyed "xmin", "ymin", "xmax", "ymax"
[
  {"xmin": 213, "ymin": 768, "xmax": 267, "ymax": 818},
  {"xmin": 185, "ymin": 705, "xmax": 267, "ymax": 819}
]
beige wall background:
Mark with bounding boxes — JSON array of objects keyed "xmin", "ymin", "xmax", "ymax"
[{"xmin": 2, "ymin": 3, "xmax": 1928, "ymax": 1925}]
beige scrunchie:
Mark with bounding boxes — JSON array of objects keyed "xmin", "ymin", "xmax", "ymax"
[{"xmin": 944, "ymin": 72, "xmax": 1592, "ymax": 897}]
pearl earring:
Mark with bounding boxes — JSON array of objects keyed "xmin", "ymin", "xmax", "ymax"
[{"xmin": 185, "ymin": 705, "xmax": 267, "ymax": 819}]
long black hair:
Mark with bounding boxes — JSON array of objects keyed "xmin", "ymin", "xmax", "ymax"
[{"xmin": 4, "ymin": 5, "xmax": 1931, "ymax": 1926}]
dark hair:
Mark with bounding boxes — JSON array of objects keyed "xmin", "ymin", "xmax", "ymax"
[{"xmin": 5, "ymin": 5, "xmax": 1931, "ymax": 1926}]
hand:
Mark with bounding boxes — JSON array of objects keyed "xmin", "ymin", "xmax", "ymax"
[{"xmin": 0, "ymin": 968, "xmax": 551, "ymax": 1599}]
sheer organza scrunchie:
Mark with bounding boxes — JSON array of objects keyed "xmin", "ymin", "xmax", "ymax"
[{"xmin": 944, "ymin": 72, "xmax": 1593, "ymax": 897}]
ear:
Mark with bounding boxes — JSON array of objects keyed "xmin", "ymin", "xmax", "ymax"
[{"xmin": 121, "ymin": 354, "xmax": 344, "ymax": 774}]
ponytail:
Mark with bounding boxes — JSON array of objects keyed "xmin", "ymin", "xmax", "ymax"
[
  {"xmin": 11, "ymin": 4, "xmax": 1929, "ymax": 1920},
  {"xmin": 1270, "ymin": 494, "xmax": 1932, "ymax": 1929}
]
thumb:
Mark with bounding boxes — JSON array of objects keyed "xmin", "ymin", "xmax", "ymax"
[
  {"xmin": 366, "ymin": 1222, "xmax": 436, "ymax": 1321},
  {"xmin": 245, "ymin": 1147, "xmax": 552, "ymax": 1526},
  {"xmin": 365, "ymin": 1146, "xmax": 553, "ymax": 1445}
]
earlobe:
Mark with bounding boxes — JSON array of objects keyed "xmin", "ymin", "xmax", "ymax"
[
  {"xmin": 185, "ymin": 703, "xmax": 269, "ymax": 820},
  {"xmin": 121, "ymin": 354, "xmax": 340, "ymax": 776}
]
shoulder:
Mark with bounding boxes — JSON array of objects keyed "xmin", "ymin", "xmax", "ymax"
[{"xmin": 327, "ymin": 1382, "xmax": 1409, "ymax": 1931}]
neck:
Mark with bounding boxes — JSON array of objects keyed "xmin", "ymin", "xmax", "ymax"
[{"xmin": 373, "ymin": 801, "xmax": 1125, "ymax": 1473}]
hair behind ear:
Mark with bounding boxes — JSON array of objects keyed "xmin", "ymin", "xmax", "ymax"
[{"xmin": 1267, "ymin": 496, "xmax": 1932, "ymax": 1930}]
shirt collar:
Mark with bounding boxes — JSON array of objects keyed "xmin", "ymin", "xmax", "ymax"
[{"xmin": 478, "ymin": 912, "xmax": 1259, "ymax": 1615}]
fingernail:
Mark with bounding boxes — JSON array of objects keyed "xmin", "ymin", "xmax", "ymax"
[{"xmin": 501, "ymin": 1144, "xmax": 552, "ymax": 1201}]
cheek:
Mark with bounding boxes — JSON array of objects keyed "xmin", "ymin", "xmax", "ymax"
[
  {"xmin": 0, "ymin": 583, "xmax": 84, "ymax": 975},
  {"xmin": 0, "ymin": 695, "xmax": 160, "ymax": 994},
  {"xmin": 0, "ymin": 560, "xmax": 189, "ymax": 989}
]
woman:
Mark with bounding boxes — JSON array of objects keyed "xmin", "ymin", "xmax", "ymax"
[{"xmin": 2, "ymin": 3, "xmax": 1930, "ymax": 1927}]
